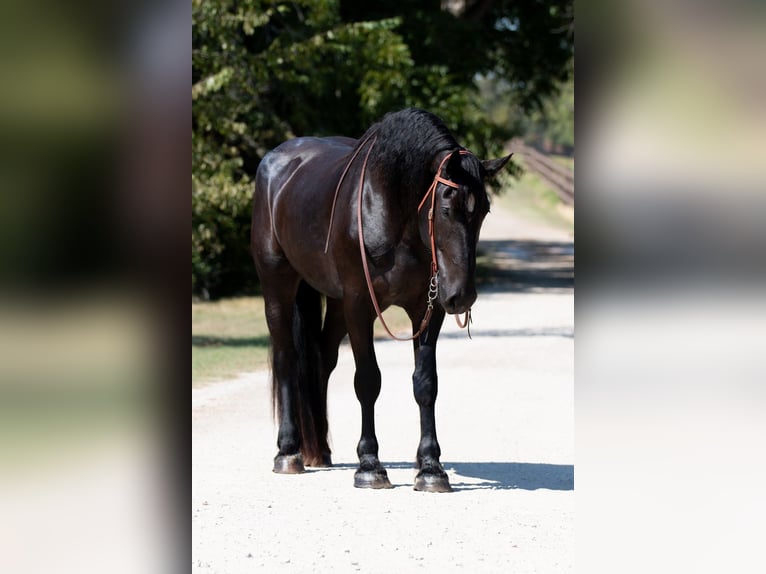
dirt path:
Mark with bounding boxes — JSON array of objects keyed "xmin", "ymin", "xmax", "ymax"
[{"xmin": 192, "ymin": 203, "xmax": 574, "ymax": 573}]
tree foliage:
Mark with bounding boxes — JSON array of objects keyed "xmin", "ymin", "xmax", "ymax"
[
  {"xmin": 192, "ymin": 0, "xmax": 573, "ymax": 298},
  {"xmin": 526, "ymin": 74, "xmax": 574, "ymax": 153}
]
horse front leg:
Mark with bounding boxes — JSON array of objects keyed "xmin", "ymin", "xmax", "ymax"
[
  {"xmin": 408, "ymin": 305, "xmax": 451, "ymax": 492},
  {"xmin": 344, "ymin": 297, "xmax": 392, "ymax": 489}
]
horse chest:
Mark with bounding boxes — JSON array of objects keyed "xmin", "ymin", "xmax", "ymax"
[{"xmin": 374, "ymin": 247, "xmax": 429, "ymax": 306}]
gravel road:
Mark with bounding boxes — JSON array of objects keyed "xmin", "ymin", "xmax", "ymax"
[{"xmin": 192, "ymin": 204, "xmax": 574, "ymax": 573}]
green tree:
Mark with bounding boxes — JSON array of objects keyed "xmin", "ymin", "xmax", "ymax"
[
  {"xmin": 193, "ymin": 0, "xmax": 418, "ymax": 297},
  {"xmin": 523, "ymin": 74, "xmax": 574, "ymax": 153}
]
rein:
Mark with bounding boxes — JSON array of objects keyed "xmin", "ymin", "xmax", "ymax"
[{"xmin": 326, "ymin": 137, "xmax": 472, "ymax": 341}]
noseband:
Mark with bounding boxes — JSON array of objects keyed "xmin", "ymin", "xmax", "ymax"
[{"xmin": 325, "ymin": 135, "xmax": 473, "ymax": 341}]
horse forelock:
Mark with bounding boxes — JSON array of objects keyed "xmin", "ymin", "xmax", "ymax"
[{"xmin": 458, "ymin": 152, "xmax": 482, "ymax": 181}]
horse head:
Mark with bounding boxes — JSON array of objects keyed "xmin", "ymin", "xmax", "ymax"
[{"xmin": 425, "ymin": 150, "xmax": 512, "ymax": 315}]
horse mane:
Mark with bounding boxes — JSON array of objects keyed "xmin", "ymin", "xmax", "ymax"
[{"xmin": 356, "ymin": 108, "xmax": 483, "ymax": 210}]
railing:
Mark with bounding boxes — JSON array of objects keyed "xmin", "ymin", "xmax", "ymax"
[{"xmin": 510, "ymin": 140, "xmax": 574, "ymax": 205}]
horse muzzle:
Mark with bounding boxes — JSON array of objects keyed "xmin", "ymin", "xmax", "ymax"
[{"xmin": 441, "ymin": 285, "xmax": 477, "ymax": 315}]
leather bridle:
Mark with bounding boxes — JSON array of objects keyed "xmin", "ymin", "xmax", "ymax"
[{"xmin": 325, "ymin": 135, "xmax": 473, "ymax": 341}]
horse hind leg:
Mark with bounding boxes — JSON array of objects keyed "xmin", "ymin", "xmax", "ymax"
[
  {"xmin": 267, "ymin": 278, "xmax": 338, "ymax": 473},
  {"xmin": 259, "ymin": 273, "xmax": 306, "ymax": 474},
  {"xmin": 293, "ymin": 281, "xmax": 333, "ymax": 468},
  {"xmin": 305, "ymin": 297, "xmax": 349, "ymax": 468}
]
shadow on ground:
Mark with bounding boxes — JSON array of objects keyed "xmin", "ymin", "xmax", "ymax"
[
  {"xmin": 311, "ymin": 461, "xmax": 574, "ymax": 491},
  {"xmin": 446, "ymin": 461, "xmax": 573, "ymax": 491},
  {"xmin": 192, "ymin": 335, "xmax": 270, "ymax": 348},
  {"xmin": 477, "ymin": 239, "xmax": 573, "ymax": 294},
  {"xmin": 439, "ymin": 326, "xmax": 573, "ymax": 340}
]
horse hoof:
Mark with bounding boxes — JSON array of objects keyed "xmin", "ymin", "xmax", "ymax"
[
  {"xmin": 414, "ymin": 472, "xmax": 452, "ymax": 493},
  {"xmin": 273, "ymin": 453, "xmax": 305, "ymax": 474},
  {"xmin": 305, "ymin": 453, "xmax": 333, "ymax": 468},
  {"xmin": 354, "ymin": 468, "xmax": 393, "ymax": 489}
]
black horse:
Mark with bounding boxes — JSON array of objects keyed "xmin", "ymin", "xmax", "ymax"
[{"xmin": 251, "ymin": 108, "xmax": 511, "ymax": 492}]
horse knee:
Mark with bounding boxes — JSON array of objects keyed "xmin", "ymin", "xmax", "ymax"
[{"xmin": 413, "ymin": 374, "xmax": 438, "ymax": 407}]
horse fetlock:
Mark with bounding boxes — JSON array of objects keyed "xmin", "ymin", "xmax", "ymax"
[
  {"xmin": 418, "ymin": 458, "xmax": 446, "ymax": 474},
  {"xmin": 356, "ymin": 437, "xmax": 380, "ymax": 459},
  {"xmin": 358, "ymin": 453, "xmax": 383, "ymax": 471},
  {"xmin": 277, "ymin": 432, "xmax": 300, "ymax": 456},
  {"xmin": 416, "ymin": 439, "xmax": 441, "ymax": 462}
]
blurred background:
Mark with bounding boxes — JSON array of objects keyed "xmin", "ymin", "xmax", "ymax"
[
  {"xmin": 1, "ymin": 0, "xmax": 188, "ymax": 573},
  {"xmin": 1, "ymin": 0, "xmax": 765, "ymax": 572},
  {"xmin": 577, "ymin": 2, "xmax": 766, "ymax": 571}
]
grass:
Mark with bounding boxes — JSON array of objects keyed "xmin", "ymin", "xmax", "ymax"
[
  {"xmin": 192, "ymin": 297, "xmax": 271, "ymax": 387},
  {"xmin": 550, "ymin": 154, "xmax": 574, "ymax": 170},
  {"xmin": 0, "ymin": 295, "xmax": 157, "ymax": 472},
  {"xmin": 192, "ymin": 296, "xmax": 414, "ymax": 387},
  {"xmin": 494, "ymin": 156, "xmax": 574, "ymax": 234},
  {"xmin": 372, "ymin": 306, "xmax": 413, "ymax": 340}
]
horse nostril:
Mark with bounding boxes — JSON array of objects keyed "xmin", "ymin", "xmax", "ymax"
[{"xmin": 443, "ymin": 287, "xmax": 476, "ymax": 313}]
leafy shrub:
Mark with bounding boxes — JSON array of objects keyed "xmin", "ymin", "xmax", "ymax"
[{"xmin": 192, "ymin": 162, "xmax": 256, "ymax": 299}]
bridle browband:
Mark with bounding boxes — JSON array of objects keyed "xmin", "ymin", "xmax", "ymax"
[{"xmin": 325, "ymin": 134, "xmax": 473, "ymax": 341}]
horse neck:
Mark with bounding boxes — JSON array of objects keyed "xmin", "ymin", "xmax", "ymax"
[{"xmin": 374, "ymin": 147, "xmax": 451, "ymax": 214}]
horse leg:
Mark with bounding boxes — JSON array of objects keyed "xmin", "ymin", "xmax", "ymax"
[
  {"xmin": 320, "ymin": 297, "xmax": 347, "ymax": 379},
  {"xmin": 344, "ymin": 298, "xmax": 392, "ymax": 489},
  {"xmin": 407, "ymin": 305, "xmax": 452, "ymax": 492},
  {"xmin": 307, "ymin": 297, "xmax": 348, "ymax": 468},
  {"xmin": 261, "ymin": 274, "xmax": 305, "ymax": 474}
]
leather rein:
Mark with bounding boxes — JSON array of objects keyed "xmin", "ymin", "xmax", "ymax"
[{"xmin": 325, "ymin": 134, "xmax": 472, "ymax": 341}]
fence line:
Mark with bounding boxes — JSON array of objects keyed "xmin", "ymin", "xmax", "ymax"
[{"xmin": 510, "ymin": 140, "xmax": 574, "ymax": 205}]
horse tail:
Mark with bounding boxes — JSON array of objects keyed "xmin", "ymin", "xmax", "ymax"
[{"xmin": 288, "ymin": 280, "xmax": 329, "ymax": 465}]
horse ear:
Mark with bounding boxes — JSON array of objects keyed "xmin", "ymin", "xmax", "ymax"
[{"xmin": 482, "ymin": 153, "xmax": 513, "ymax": 179}]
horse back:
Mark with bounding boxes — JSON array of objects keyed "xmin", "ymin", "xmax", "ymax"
[{"xmin": 251, "ymin": 136, "xmax": 357, "ymax": 297}]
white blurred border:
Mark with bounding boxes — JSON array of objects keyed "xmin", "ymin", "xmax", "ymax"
[{"xmin": 577, "ymin": 1, "xmax": 766, "ymax": 572}]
